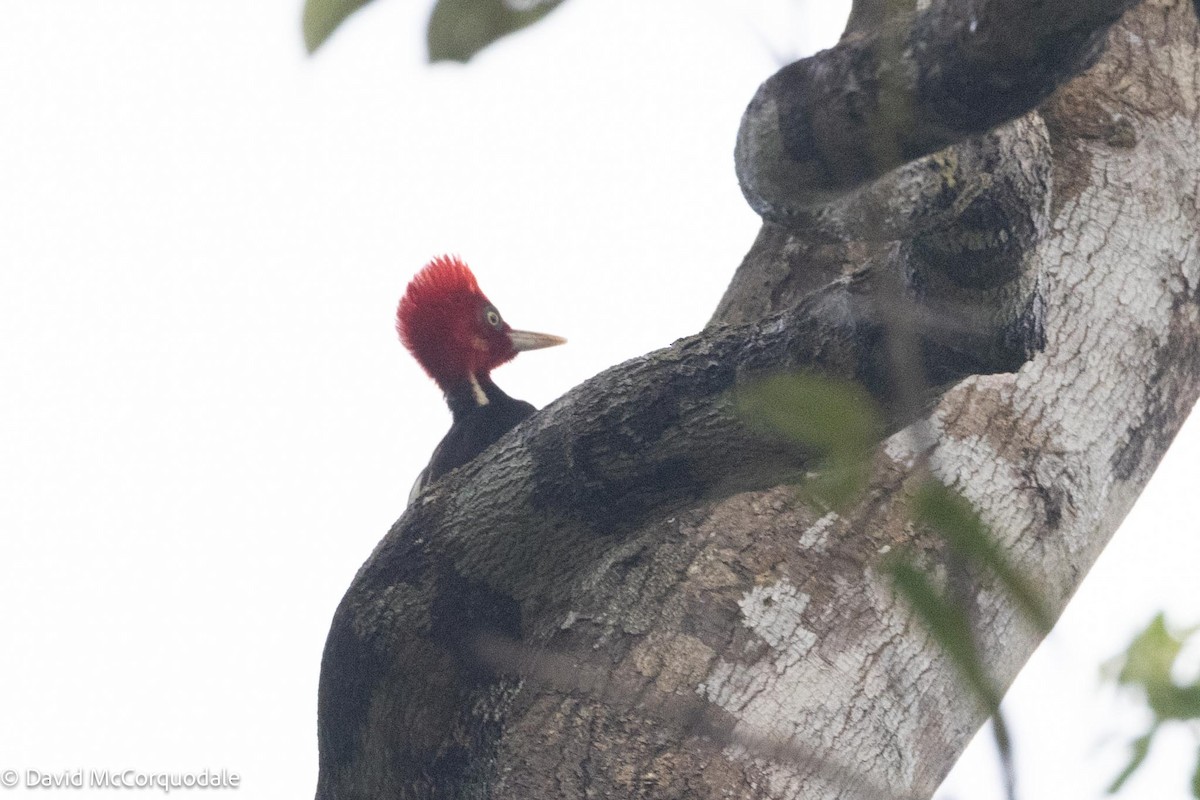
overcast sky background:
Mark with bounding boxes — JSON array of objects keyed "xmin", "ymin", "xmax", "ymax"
[{"xmin": 1, "ymin": 2, "xmax": 1198, "ymax": 798}]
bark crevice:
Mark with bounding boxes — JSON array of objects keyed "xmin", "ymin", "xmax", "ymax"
[{"xmin": 315, "ymin": 2, "xmax": 1200, "ymax": 798}]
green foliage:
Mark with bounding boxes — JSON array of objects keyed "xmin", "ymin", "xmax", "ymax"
[
  {"xmin": 1108, "ymin": 730, "xmax": 1155, "ymax": 795},
  {"xmin": 913, "ymin": 480, "xmax": 1053, "ymax": 632},
  {"xmin": 885, "ymin": 545, "xmax": 1018, "ymax": 800},
  {"xmin": 736, "ymin": 371, "xmax": 1045, "ymax": 800},
  {"xmin": 884, "ymin": 558, "xmax": 1001, "ymax": 711},
  {"xmin": 1105, "ymin": 614, "xmax": 1200, "ymax": 795},
  {"xmin": 735, "ymin": 372, "xmax": 882, "ymax": 452},
  {"xmin": 1113, "ymin": 614, "xmax": 1200, "ymax": 721},
  {"xmin": 890, "ymin": 480, "xmax": 1058, "ymax": 800},
  {"xmin": 427, "ymin": 0, "xmax": 567, "ymax": 63},
  {"xmin": 735, "ymin": 372, "xmax": 883, "ymax": 510},
  {"xmin": 303, "ymin": 0, "xmax": 567, "ymax": 60},
  {"xmin": 303, "ymin": 0, "xmax": 371, "ymax": 54}
]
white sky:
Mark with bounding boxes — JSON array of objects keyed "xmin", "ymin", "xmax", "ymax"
[{"xmin": 0, "ymin": 2, "xmax": 1196, "ymax": 798}]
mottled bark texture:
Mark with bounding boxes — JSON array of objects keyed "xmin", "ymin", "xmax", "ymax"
[
  {"xmin": 316, "ymin": 1, "xmax": 1200, "ymax": 798},
  {"xmin": 736, "ymin": 0, "xmax": 1140, "ymax": 217}
]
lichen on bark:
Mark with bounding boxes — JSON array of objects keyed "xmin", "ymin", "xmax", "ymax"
[{"xmin": 315, "ymin": 2, "xmax": 1200, "ymax": 798}]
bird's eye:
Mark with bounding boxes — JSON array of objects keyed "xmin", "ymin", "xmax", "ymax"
[{"xmin": 485, "ymin": 309, "xmax": 502, "ymax": 329}]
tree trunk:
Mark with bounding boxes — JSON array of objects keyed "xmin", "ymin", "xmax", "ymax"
[{"xmin": 315, "ymin": 0, "xmax": 1200, "ymax": 797}]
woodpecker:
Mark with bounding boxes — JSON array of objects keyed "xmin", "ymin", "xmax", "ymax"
[{"xmin": 397, "ymin": 255, "xmax": 565, "ymax": 502}]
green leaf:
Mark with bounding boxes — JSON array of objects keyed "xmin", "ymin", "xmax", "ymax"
[
  {"xmin": 303, "ymin": 0, "xmax": 371, "ymax": 54},
  {"xmin": 1156, "ymin": 685, "xmax": 1200, "ymax": 721},
  {"xmin": 798, "ymin": 458, "xmax": 872, "ymax": 512},
  {"xmin": 913, "ymin": 480, "xmax": 1053, "ymax": 631},
  {"xmin": 736, "ymin": 372, "xmax": 883, "ymax": 510},
  {"xmin": 427, "ymin": 0, "xmax": 567, "ymax": 63},
  {"xmin": 1117, "ymin": 614, "xmax": 1181, "ymax": 689},
  {"xmin": 1112, "ymin": 615, "xmax": 1200, "ymax": 721},
  {"xmin": 1104, "ymin": 617, "xmax": 1200, "ymax": 794},
  {"xmin": 736, "ymin": 372, "xmax": 882, "ymax": 454},
  {"xmin": 887, "ymin": 552, "xmax": 1016, "ymax": 800},
  {"xmin": 884, "ymin": 556, "xmax": 1000, "ymax": 712},
  {"xmin": 1108, "ymin": 729, "xmax": 1154, "ymax": 794}
]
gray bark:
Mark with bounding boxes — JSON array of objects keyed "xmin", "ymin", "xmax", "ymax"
[{"xmin": 315, "ymin": 0, "xmax": 1200, "ymax": 797}]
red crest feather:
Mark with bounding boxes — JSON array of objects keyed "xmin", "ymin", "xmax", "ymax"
[
  {"xmin": 398, "ymin": 255, "xmax": 480, "ymax": 316},
  {"xmin": 396, "ymin": 255, "xmax": 501, "ymax": 390}
]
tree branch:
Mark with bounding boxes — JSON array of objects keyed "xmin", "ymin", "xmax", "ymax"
[
  {"xmin": 317, "ymin": 269, "xmax": 1038, "ymax": 799},
  {"xmin": 842, "ymin": 0, "xmax": 916, "ymax": 41},
  {"xmin": 736, "ymin": 0, "xmax": 1141, "ymax": 219},
  {"xmin": 315, "ymin": 3, "xmax": 1200, "ymax": 799}
]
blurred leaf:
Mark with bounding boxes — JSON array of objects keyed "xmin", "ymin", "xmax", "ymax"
[
  {"xmin": 989, "ymin": 712, "xmax": 1017, "ymax": 800},
  {"xmin": 913, "ymin": 480, "xmax": 1053, "ymax": 632},
  {"xmin": 798, "ymin": 458, "xmax": 872, "ymax": 512},
  {"xmin": 1152, "ymin": 684, "xmax": 1200, "ymax": 721},
  {"xmin": 428, "ymin": 0, "xmax": 567, "ymax": 63},
  {"xmin": 736, "ymin": 372, "xmax": 883, "ymax": 510},
  {"xmin": 1108, "ymin": 730, "xmax": 1154, "ymax": 794},
  {"xmin": 1117, "ymin": 614, "xmax": 1181, "ymax": 689},
  {"xmin": 736, "ymin": 372, "xmax": 882, "ymax": 453},
  {"xmin": 303, "ymin": 0, "xmax": 371, "ymax": 54},
  {"xmin": 885, "ymin": 557, "xmax": 999, "ymax": 712},
  {"xmin": 1113, "ymin": 614, "xmax": 1200, "ymax": 720},
  {"xmin": 888, "ymin": 552, "xmax": 1018, "ymax": 800},
  {"xmin": 1106, "ymin": 615, "xmax": 1200, "ymax": 794}
]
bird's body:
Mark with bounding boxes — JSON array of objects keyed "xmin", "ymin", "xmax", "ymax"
[
  {"xmin": 397, "ymin": 255, "xmax": 564, "ymax": 502},
  {"xmin": 408, "ymin": 376, "xmax": 535, "ymax": 501}
]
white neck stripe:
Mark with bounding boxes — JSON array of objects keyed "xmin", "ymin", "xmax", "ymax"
[{"xmin": 469, "ymin": 374, "xmax": 489, "ymax": 406}]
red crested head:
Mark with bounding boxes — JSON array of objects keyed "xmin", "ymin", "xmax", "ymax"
[{"xmin": 396, "ymin": 255, "xmax": 565, "ymax": 394}]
